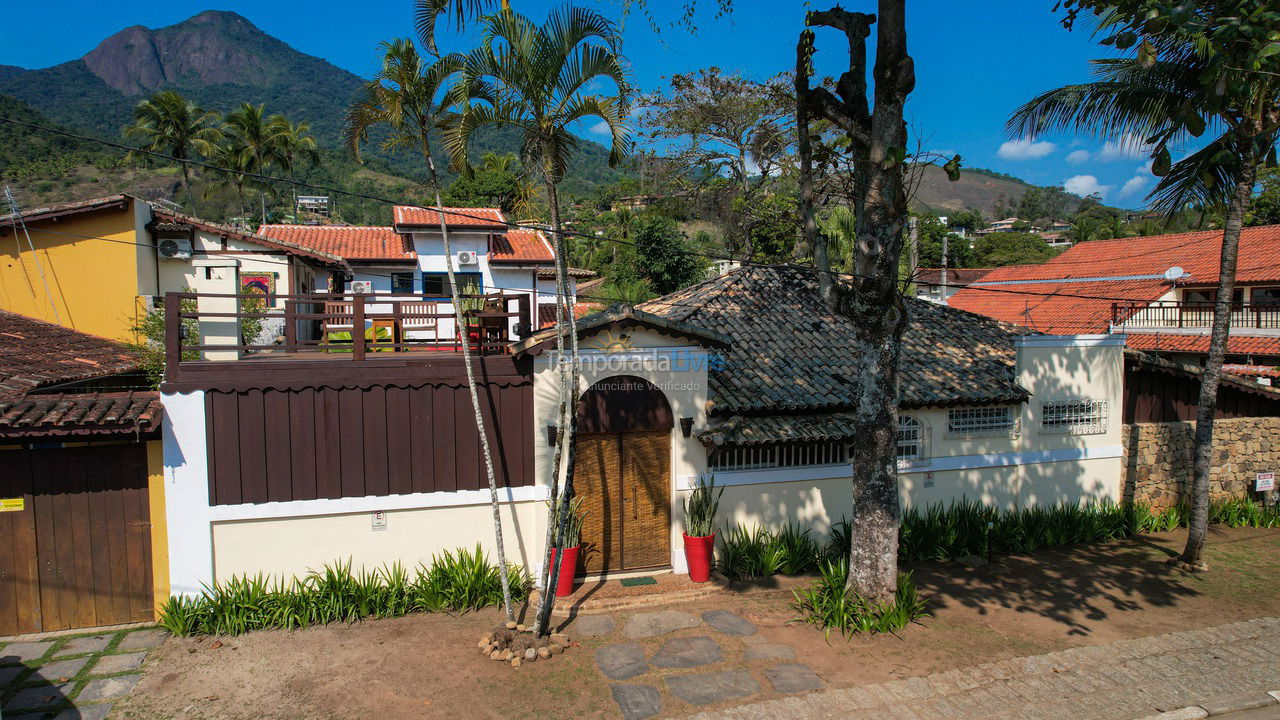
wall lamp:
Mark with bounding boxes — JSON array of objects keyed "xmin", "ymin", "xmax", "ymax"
[
  {"xmin": 680, "ymin": 417, "xmax": 694, "ymax": 438},
  {"xmin": 546, "ymin": 424, "xmax": 558, "ymax": 447}
]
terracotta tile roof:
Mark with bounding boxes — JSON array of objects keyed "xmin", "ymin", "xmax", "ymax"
[
  {"xmin": 637, "ymin": 266, "xmax": 1031, "ymax": 444},
  {"xmin": 537, "ymin": 266, "xmax": 598, "ymax": 279},
  {"xmin": 152, "ymin": 211, "xmax": 350, "ymax": 269},
  {"xmin": 948, "ymin": 224, "xmax": 1280, "ymax": 334},
  {"xmin": 0, "ymin": 391, "xmax": 161, "ymax": 438},
  {"xmin": 393, "ymin": 206, "xmax": 507, "ymax": 228},
  {"xmin": 0, "ymin": 194, "xmax": 131, "ymax": 225},
  {"xmin": 257, "ymin": 224, "xmax": 415, "ymax": 262},
  {"xmin": 916, "ymin": 268, "xmax": 993, "ymax": 286},
  {"xmin": 0, "ymin": 310, "xmax": 143, "ymax": 401},
  {"xmin": 491, "ymin": 229, "xmax": 555, "ymax": 264},
  {"xmin": 1222, "ymin": 364, "xmax": 1280, "ymax": 379},
  {"xmin": 1123, "ymin": 333, "xmax": 1280, "ymax": 357}
]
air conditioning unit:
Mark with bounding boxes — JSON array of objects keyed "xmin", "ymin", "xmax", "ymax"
[
  {"xmin": 156, "ymin": 237, "xmax": 193, "ymax": 260},
  {"xmin": 456, "ymin": 250, "xmax": 479, "ymax": 265},
  {"xmin": 350, "ymin": 280, "xmax": 374, "ymax": 294}
]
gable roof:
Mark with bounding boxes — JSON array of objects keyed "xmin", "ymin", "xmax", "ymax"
[
  {"xmin": 256, "ymin": 224, "xmax": 414, "ymax": 263},
  {"xmin": 393, "ymin": 206, "xmax": 507, "ymax": 228},
  {"xmin": 635, "ymin": 266, "xmax": 1031, "ymax": 443},
  {"xmin": 0, "ymin": 194, "xmax": 132, "ymax": 226},
  {"xmin": 152, "ymin": 211, "xmax": 350, "ymax": 269},
  {"xmin": 0, "ymin": 391, "xmax": 161, "ymax": 438},
  {"xmin": 491, "ymin": 228, "xmax": 555, "ymax": 264},
  {"xmin": 916, "ymin": 268, "xmax": 993, "ymax": 286},
  {"xmin": 949, "ymin": 224, "xmax": 1280, "ymax": 334},
  {"xmin": 0, "ymin": 310, "xmax": 142, "ymax": 401},
  {"xmin": 512, "ymin": 304, "xmax": 732, "ymax": 356}
]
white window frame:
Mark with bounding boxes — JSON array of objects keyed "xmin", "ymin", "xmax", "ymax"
[
  {"xmin": 946, "ymin": 406, "xmax": 1018, "ymax": 438},
  {"xmin": 1041, "ymin": 399, "xmax": 1108, "ymax": 435},
  {"xmin": 710, "ymin": 441, "xmax": 848, "ymax": 472},
  {"xmin": 896, "ymin": 414, "xmax": 928, "ymax": 468}
]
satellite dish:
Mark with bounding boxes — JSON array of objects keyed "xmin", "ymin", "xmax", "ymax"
[{"xmin": 1164, "ymin": 266, "xmax": 1186, "ymax": 282}]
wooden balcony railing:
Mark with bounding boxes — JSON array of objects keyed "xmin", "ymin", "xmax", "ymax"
[
  {"xmin": 164, "ymin": 291, "xmax": 534, "ymax": 365},
  {"xmin": 1111, "ymin": 301, "xmax": 1280, "ymax": 330}
]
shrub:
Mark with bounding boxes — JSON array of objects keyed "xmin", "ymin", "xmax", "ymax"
[
  {"xmin": 158, "ymin": 546, "xmax": 529, "ymax": 637},
  {"xmin": 718, "ymin": 525, "xmax": 784, "ymax": 580},
  {"xmin": 683, "ymin": 474, "xmax": 722, "ymax": 538},
  {"xmin": 791, "ymin": 559, "xmax": 930, "ymax": 639}
]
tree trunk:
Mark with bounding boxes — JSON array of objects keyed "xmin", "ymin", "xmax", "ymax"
[
  {"xmin": 796, "ymin": 1, "xmax": 913, "ymax": 605},
  {"xmin": 1178, "ymin": 140, "xmax": 1258, "ymax": 571},
  {"xmin": 424, "ymin": 144, "xmax": 515, "ymax": 620},
  {"xmin": 180, "ymin": 161, "xmax": 199, "ymax": 215},
  {"xmin": 535, "ymin": 164, "xmax": 581, "ymax": 636}
]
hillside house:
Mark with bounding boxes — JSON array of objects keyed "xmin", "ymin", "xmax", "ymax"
[{"xmin": 948, "ymin": 224, "xmax": 1280, "ymax": 374}]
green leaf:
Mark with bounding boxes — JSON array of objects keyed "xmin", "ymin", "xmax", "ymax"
[
  {"xmin": 1184, "ymin": 113, "xmax": 1206, "ymax": 138},
  {"xmin": 1113, "ymin": 31, "xmax": 1137, "ymax": 50},
  {"xmin": 1259, "ymin": 42, "xmax": 1280, "ymax": 59},
  {"xmin": 943, "ymin": 154, "xmax": 963, "ymax": 182},
  {"xmin": 1137, "ymin": 39, "xmax": 1156, "ymax": 68}
]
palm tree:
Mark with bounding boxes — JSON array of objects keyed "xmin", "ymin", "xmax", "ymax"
[
  {"xmin": 1070, "ymin": 215, "xmax": 1103, "ymax": 243},
  {"xmin": 219, "ymin": 103, "xmax": 296, "ymax": 226},
  {"xmin": 204, "ymin": 141, "xmax": 253, "ymax": 222},
  {"xmin": 414, "ymin": 0, "xmax": 507, "ymax": 56},
  {"xmin": 481, "ymin": 151, "xmax": 516, "ymax": 172},
  {"xmin": 818, "ymin": 206, "xmax": 856, "ymax": 271},
  {"xmin": 1009, "ymin": 7, "xmax": 1280, "ymax": 570},
  {"xmin": 344, "ymin": 38, "xmax": 516, "ymax": 621},
  {"xmin": 442, "ymin": 5, "xmax": 631, "ymax": 634},
  {"xmin": 123, "ymin": 90, "xmax": 222, "ymax": 213}
]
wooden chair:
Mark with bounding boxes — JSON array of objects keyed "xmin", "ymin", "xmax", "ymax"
[{"xmin": 322, "ymin": 301, "xmax": 353, "ymax": 344}]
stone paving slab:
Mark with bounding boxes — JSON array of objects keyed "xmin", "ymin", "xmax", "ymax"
[
  {"xmin": 3, "ymin": 682, "xmax": 73, "ymax": 712},
  {"xmin": 51, "ymin": 705, "xmax": 114, "ymax": 720},
  {"xmin": 596, "ymin": 643, "xmax": 649, "ymax": 680},
  {"xmin": 90, "ymin": 651, "xmax": 147, "ymax": 675},
  {"xmin": 667, "ymin": 669, "xmax": 760, "ymax": 706},
  {"xmin": 623, "ymin": 610, "xmax": 702, "ymax": 639},
  {"xmin": 650, "ymin": 636, "xmax": 722, "ymax": 668},
  {"xmin": 702, "ymin": 610, "xmax": 757, "ymax": 637},
  {"xmin": 115, "ymin": 629, "xmax": 166, "ymax": 651},
  {"xmin": 611, "ymin": 683, "xmax": 662, "ymax": 720},
  {"xmin": 36, "ymin": 656, "xmax": 91, "ymax": 681},
  {"xmin": 78, "ymin": 674, "xmax": 141, "ymax": 702},
  {"xmin": 571, "ymin": 614, "xmax": 616, "ymax": 637},
  {"xmin": 0, "ymin": 663, "xmax": 30, "ymax": 686},
  {"xmin": 765, "ymin": 663, "xmax": 825, "ymax": 694},
  {"xmin": 0, "ymin": 641, "xmax": 55, "ymax": 664},
  {"xmin": 745, "ymin": 644, "xmax": 796, "ymax": 661},
  {"xmin": 54, "ymin": 635, "xmax": 113, "ymax": 657},
  {"xmin": 685, "ymin": 616, "xmax": 1280, "ymax": 720}
]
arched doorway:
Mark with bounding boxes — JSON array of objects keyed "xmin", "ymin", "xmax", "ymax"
[{"xmin": 573, "ymin": 376, "xmax": 673, "ymax": 574}]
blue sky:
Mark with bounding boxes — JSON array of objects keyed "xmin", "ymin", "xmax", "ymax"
[{"xmin": 0, "ymin": 1, "xmax": 1156, "ymax": 208}]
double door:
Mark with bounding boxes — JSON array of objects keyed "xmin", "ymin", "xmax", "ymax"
[{"xmin": 573, "ymin": 430, "xmax": 671, "ymax": 574}]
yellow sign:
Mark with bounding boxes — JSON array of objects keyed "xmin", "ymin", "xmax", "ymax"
[{"xmin": 0, "ymin": 497, "xmax": 24, "ymax": 512}]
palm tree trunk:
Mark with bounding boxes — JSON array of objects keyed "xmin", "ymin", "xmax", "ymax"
[
  {"xmin": 1177, "ymin": 142, "xmax": 1258, "ymax": 570},
  {"xmin": 423, "ymin": 143, "xmax": 515, "ymax": 620},
  {"xmin": 535, "ymin": 166, "xmax": 580, "ymax": 636},
  {"xmin": 180, "ymin": 161, "xmax": 199, "ymax": 215}
]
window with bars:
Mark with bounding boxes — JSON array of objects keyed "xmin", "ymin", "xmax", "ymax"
[
  {"xmin": 947, "ymin": 406, "xmax": 1016, "ymax": 437},
  {"xmin": 710, "ymin": 441, "xmax": 848, "ymax": 472},
  {"xmin": 1041, "ymin": 399, "xmax": 1108, "ymax": 434},
  {"xmin": 896, "ymin": 415, "xmax": 925, "ymax": 463}
]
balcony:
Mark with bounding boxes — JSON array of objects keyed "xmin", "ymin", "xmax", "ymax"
[
  {"xmin": 163, "ymin": 291, "xmax": 535, "ymax": 368},
  {"xmin": 1111, "ymin": 301, "xmax": 1280, "ymax": 334}
]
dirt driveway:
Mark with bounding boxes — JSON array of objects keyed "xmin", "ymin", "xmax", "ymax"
[{"xmin": 114, "ymin": 526, "xmax": 1280, "ymax": 720}]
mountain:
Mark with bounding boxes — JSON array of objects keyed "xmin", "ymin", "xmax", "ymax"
[
  {"xmin": 0, "ymin": 10, "xmax": 626, "ymax": 198},
  {"xmin": 911, "ymin": 164, "xmax": 1111, "ymax": 218}
]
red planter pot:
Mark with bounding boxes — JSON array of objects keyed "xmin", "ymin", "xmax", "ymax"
[
  {"xmin": 682, "ymin": 532, "xmax": 716, "ymax": 583},
  {"xmin": 548, "ymin": 545, "xmax": 580, "ymax": 597}
]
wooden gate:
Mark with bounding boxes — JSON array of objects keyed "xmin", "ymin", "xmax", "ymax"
[
  {"xmin": 0, "ymin": 444, "xmax": 154, "ymax": 636},
  {"xmin": 575, "ymin": 430, "xmax": 672, "ymax": 573}
]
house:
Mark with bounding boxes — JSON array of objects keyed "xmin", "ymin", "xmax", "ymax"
[
  {"xmin": 258, "ymin": 207, "xmax": 579, "ymax": 341},
  {"xmin": 914, "ymin": 267, "xmax": 993, "ymax": 303},
  {"xmin": 159, "ymin": 264, "xmax": 1136, "ymax": 589},
  {"xmin": 0, "ymin": 194, "xmax": 349, "ymax": 347},
  {"xmin": 947, "ymin": 224, "xmax": 1280, "ymax": 369},
  {"xmin": 978, "ymin": 217, "xmax": 1022, "ymax": 235},
  {"xmin": 0, "ymin": 310, "xmax": 167, "ymax": 635}
]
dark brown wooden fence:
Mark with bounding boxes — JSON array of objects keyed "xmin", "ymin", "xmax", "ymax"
[
  {"xmin": 1124, "ymin": 355, "xmax": 1280, "ymax": 423},
  {"xmin": 204, "ymin": 381, "xmax": 535, "ymax": 505}
]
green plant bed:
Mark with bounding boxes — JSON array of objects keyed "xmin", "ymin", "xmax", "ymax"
[
  {"xmin": 158, "ymin": 546, "xmax": 530, "ymax": 637},
  {"xmin": 790, "ymin": 561, "xmax": 930, "ymax": 638}
]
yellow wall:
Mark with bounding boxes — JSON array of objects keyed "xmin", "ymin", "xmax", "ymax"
[
  {"xmin": 0, "ymin": 204, "xmax": 144, "ymax": 343},
  {"xmin": 147, "ymin": 439, "xmax": 170, "ymax": 615}
]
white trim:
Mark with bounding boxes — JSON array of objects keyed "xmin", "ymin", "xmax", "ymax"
[
  {"xmin": 705, "ymin": 445, "xmax": 1124, "ymax": 488},
  {"xmin": 206, "ymin": 485, "xmax": 549, "ymax": 523},
  {"xmin": 973, "ymin": 272, "xmax": 1185, "ymax": 286},
  {"xmin": 1015, "ymin": 334, "xmax": 1126, "ymax": 348}
]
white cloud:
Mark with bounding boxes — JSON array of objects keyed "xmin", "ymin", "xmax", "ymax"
[
  {"xmin": 1098, "ymin": 133, "xmax": 1152, "ymax": 162},
  {"xmin": 1064, "ymin": 174, "xmax": 1113, "ymax": 199},
  {"xmin": 1065, "ymin": 149, "xmax": 1091, "ymax": 164},
  {"xmin": 589, "ymin": 120, "xmax": 612, "ymax": 136},
  {"xmin": 997, "ymin": 138, "xmax": 1056, "ymax": 161},
  {"xmin": 1118, "ymin": 176, "xmax": 1150, "ymax": 198}
]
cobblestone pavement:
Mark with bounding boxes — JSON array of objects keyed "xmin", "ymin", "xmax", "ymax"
[
  {"xmin": 686, "ymin": 617, "xmax": 1280, "ymax": 720},
  {"xmin": 1, "ymin": 627, "xmax": 164, "ymax": 719}
]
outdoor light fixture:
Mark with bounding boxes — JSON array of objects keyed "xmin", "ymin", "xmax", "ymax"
[
  {"xmin": 680, "ymin": 417, "xmax": 694, "ymax": 438},
  {"xmin": 546, "ymin": 424, "xmax": 558, "ymax": 446}
]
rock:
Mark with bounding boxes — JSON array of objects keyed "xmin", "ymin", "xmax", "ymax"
[
  {"xmin": 595, "ymin": 643, "xmax": 648, "ymax": 680},
  {"xmin": 649, "ymin": 636, "xmax": 722, "ymax": 668},
  {"xmin": 764, "ymin": 663, "xmax": 825, "ymax": 693},
  {"xmin": 572, "ymin": 614, "xmax": 616, "ymax": 637},
  {"xmin": 481, "ymin": 633, "xmax": 492, "ymax": 644},
  {"xmin": 516, "ymin": 624, "xmax": 527, "ymax": 632},
  {"xmin": 666, "ymin": 670, "xmax": 759, "ymax": 705},
  {"xmin": 525, "ymin": 648, "xmax": 537, "ymax": 660},
  {"xmin": 551, "ymin": 633, "xmax": 571, "ymax": 646},
  {"xmin": 490, "ymin": 650, "xmax": 505, "ymax": 661},
  {"xmin": 701, "ymin": 610, "xmax": 758, "ymax": 637},
  {"xmin": 610, "ymin": 684, "xmax": 662, "ymax": 720},
  {"xmin": 745, "ymin": 644, "xmax": 796, "ymax": 661},
  {"xmin": 537, "ymin": 647, "xmax": 551, "ymax": 659},
  {"xmin": 502, "ymin": 649, "xmax": 513, "ymax": 661},
  {"xmin": 511, "ymin": 657, "xmax": 522, "ymax": 668},
  {"xmin": 481, "ymin": 646, "xmax": 491, "ymax": 656},
  {"xmin": 505, "ymin": 621, "xmax": 518, "ymax": 630},
  {"xmin": 623, "ymin": 610, "xmax": 701, "ymax": 639},
  {"xmin": 549, "ymin": 643, "xmax": 564, "ymax": 655}
]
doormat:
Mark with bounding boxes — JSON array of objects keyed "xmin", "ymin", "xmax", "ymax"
[{"xmin": 619, "ymin": 576, "xmax": 658, "ymax": 587}]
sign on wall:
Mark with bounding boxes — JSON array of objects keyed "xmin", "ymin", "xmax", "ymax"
[
  {"xmin": 0, "ymin": 498, "xmax": 24, "ymax": 512},
  {"xmin": 240, "ymin": 272, "xmax": 276, "ymax": 296},
  {"xmin": 1257, "ymin": 472, "xmax": 1276, "ymax": 492}
]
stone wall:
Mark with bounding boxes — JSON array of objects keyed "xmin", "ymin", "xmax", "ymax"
[{"xmin": 1122, "ymin": 416, "xmax": 1280, "ymax": 509}]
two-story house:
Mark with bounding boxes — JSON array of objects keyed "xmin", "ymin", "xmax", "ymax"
[{"xmin": 948, "ymin": 224, "xmax": 1280, "ymax": 373}]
